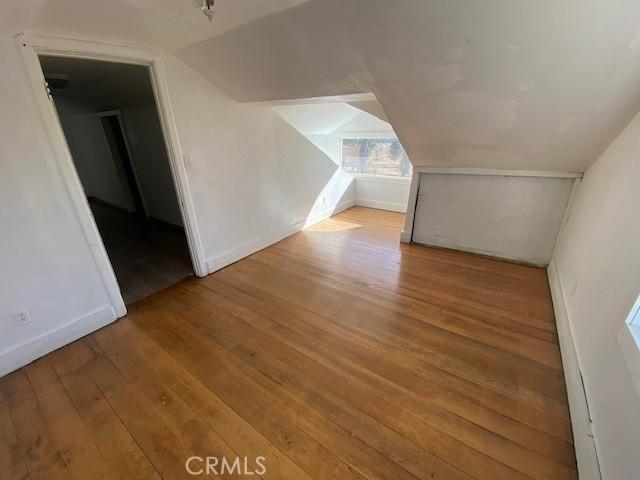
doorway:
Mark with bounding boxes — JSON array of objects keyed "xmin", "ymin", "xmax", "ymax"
[{"xmin": 38, "ymin": 55, "xmax": 194, "ymax": 305}]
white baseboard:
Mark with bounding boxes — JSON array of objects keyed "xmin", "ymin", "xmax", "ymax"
[
  {"xmin": 0, "ymin": 305, "xmax": 117, "ymax": 377},
  {"xmin": 400, "ymin": 230, "xmax": 412, "ymax": 243},
  {"xmin": 302, "ymin": 198, "xmax": 355, "ymax": 228},
  {"xmin": 206, "ymin": 199, "xmax": 355, "ymax": 273},
  {"xmin": 356, "ymin": 198, "xmax": 407, "ymax": 213},
  {"xmin": 547, "ymin": 259, "xmax": 602, "ymax": 480}
]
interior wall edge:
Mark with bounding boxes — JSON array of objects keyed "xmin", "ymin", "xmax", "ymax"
[
  {"xmin": 547, "ymin": 259, "xmax": 602, "ymax": 480},
  {"xmin": 0, "ymin": 305, "xmax": 117, "ymax": 377}
]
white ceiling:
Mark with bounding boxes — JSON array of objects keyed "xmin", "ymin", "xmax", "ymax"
[
  {"xmin": 1, "ymin": 0, "xmax": 308, "ymax": 51},
  {"xmin": 175, "ymin": 0, "xmax": 640, "ymax": 172},
  {"xmin": 6, "ymin": 0, "xmax": 640, "ymax": 172},
  {"xmin": 273, "ymin": 102, "xmax": 393, "ymax": 135}
]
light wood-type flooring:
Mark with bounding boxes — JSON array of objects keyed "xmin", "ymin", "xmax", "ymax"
[{"xmin": 0, "ymin": 207, "xmax": 576, "ymax": 480}]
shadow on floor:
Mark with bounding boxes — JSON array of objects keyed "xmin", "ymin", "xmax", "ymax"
[{"xmin": 89, "ymin": 201, "xmax": 193, "ymax": 305}]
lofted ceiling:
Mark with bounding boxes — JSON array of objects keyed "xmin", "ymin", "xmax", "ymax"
[
  {"xmin": 1, "ymin": 0, "xmax": 308, "ymax": 51},
  {"xmin": 5, "ymin": 0, "xmax": 640, "ymax": 172},
  {"xmin": 272, "ymin": 102, "xmax": 393, "ymax": 136},
  {"xmin": 175, "ymin": 0, "xmax": 640, "ymax": 172}
]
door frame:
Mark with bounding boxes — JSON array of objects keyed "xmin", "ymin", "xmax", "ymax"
[
  {"xmin": 15, "ymin": 32, "xmax": 208, "ymax": 317},
  {"xmin": 97, "ymin": 110, "xmax": 149, "ymax": 217}
]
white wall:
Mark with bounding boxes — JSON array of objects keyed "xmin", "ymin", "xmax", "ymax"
[
  {"xmin": 412, "ymin": 173, "xmax": 575, "ymax": 266},
  {"xmin": 275, "ymin": 105, "xmax": 409, "ymax": 213},
  {"xmin": 551, "ymin": 112, "xmax": 640, "ymax": 480},
  {"xmin": 0, "ymin": 35, "xmax": 355, "ymax": 375},
  {"xmin": 121, "ymin": 105, "xmax": 183, "ymax": 226},
  {"xmin": 354, "ymin": 176, "xmax": 410, "ymax": 213},
  {"xmin": 161, "ymin": 54, "xmax": 355, "ymax": 271},
  {"xmin": 0, "ymin": 37, "xmax": 114, "ymax": 374},
  {"xmin": 56, "ymin": 97, "xmax": 135, "ymax": 211}
]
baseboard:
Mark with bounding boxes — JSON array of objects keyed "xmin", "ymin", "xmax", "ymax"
[
  {"xmin": 0, "ymin": 305, "xmax": 117, "ymax": 377},
  {"xmin": 413, "ymin": 239, "xmax": 548, "ymax": 267},
  {"xmin": 547, "ymin": 259, "xmax": 602, "ymax": 480},
  {"xmin": 400, "ymin": 230, "xmax": 412, "ymax": 243},
  {"xmin": 355, "ymin": 198, "xmax": 407, "ymax": 213},
  {"xmin": 303, "ymin": 198, "xmax": 355, "ymax": 227},
  {"xmin": 87, "ymin": 195, "xmax": 132, "ymax": 213},
  {"xmin": 206, "ymin": 199, "xmax": 355, "ymax": 274}
]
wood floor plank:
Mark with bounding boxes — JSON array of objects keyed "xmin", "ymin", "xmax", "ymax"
[
  {"xmin": 0, "ymin": 376, "xmax": 30, "ymax": 480},
  {"xmin": 95, "ymin": 317, "xmax": 316, "ymax": 480},
  {"xmin": 1, "ymin": 370, "xmax": 72, "ymax": 480},
  {"xmin": 24, "ymin": 357, "xmax": 114, "ymax": 480},
  {"xmin": 46, "ymin": 343, "xmax": 162, "ymax": 480},
  {"xmin": 211, "ymin": 262, "xmax": 570, "ymax": 420},
  {"xmin": 1, "ymin": 207, "xmax": 577, "ymax": 479},
  {"xmin": 183, "ymin": 280, "xmax": 574, "ymax": 458}
]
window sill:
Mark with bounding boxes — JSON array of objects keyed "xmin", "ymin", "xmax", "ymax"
[
  {"xmin": 617, "ymin": 323, "xmax": 640, "ymax": 398},
  {"xmin": 354, "ymin": 174, "xmax": 412, "ymax": 185}
]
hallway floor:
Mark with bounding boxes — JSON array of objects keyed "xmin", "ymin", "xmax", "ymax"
[{"xmin": 90, "ymin": 201, "xmax": 193, "ymax": 304}]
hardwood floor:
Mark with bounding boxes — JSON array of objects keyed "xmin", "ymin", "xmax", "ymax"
[{"xmin": 0, "ymin": 207, "xmax": 576, "ymax": 480}]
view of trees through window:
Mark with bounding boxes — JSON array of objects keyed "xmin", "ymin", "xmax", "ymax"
[{"xmin": 341, "ymin": 138, "xmax": 412, "ymax": 177}]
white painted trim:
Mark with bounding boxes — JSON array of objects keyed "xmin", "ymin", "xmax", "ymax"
[
  {"xmin": 97, "ymin": 110, "xmax": 150, "ymax": 216},
  {"xmin": 250, "ymin": 92, "xmax": 376, "ymax": 107},
  {"xmin": 0, "ymin": 306, "xmax": 117, "ymax": 377},
  {"xmin": 402, "ymin": 169, "xmax": 582, "ymax": 245},
  {"xmin": 149, "ymin": 55, "xmax": 208, "ymax": 276},
  {"xmin": 617, "ymin": 294, "xmax": 640, "ymax": 398},
  {"xmin": 16, "ymin": 32, "xmax": 159, "ymax": 64},
  {"xmin": 412, "ymin": 166, "xmax": 583, "ymax": 178},
  {"xmin": 16, "ymin": 34, "xmax": 127, "ymax": 317},
  {"xmin": 355, "ymin": 174, "xmax": 411, "ymax": 185},
  {"xmin": 356, "ymin": 198, "xmax": 406, "ymax": 213},
  {"xmin": 401, "ymin": 172, "xmax": 421, "ymax": 243},
  {"xmin": 617, "ymin": 324, "xmax": 640, "ymax": 399},
  {"xmin": 302, "ymin": 198, "xmax": 356, "ymax": 228},
  {"xmin": 548, "ymin": 259, "xmax": 602, "ymax": 480},
  {"xmin": 206, "ymin": 199, "xmax": 355, "ymax": 273},
  {"xmin": 336, "ymin": 130, "xmax": 398, "ymax": 139},
  {"xmin": 16, "ymin": 33, "xmax": 208, "ymax": 299}
]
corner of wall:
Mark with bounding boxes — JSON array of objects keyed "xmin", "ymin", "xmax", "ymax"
[
  {"xmin": 547, "ymin": 259, "xmax": 602, "ymax": 480},
  {"xmin": 0, "ymin": 305, "xmax": 118, "ymax": 377},
  {"xmin": 206, "ymin": 197, "xmax": 355, "ymax": 274}
]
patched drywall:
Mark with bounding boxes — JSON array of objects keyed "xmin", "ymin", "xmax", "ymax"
[
  {"xmin": 176, "ymin": 0, "xmax": 640, "ymax": 172},
  {"xmin": 412, "ymin": 173, "xmax": 575, "ymax": 266}
]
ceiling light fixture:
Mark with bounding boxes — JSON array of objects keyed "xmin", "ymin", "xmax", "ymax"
[{"xmin": 193, "ymin": 0, "xmax": 217, "ymax": 22}]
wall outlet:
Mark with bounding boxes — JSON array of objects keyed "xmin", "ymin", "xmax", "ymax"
[{"xmin": 14, "ymin": 308, "xmax": 32, "ymax": 326}]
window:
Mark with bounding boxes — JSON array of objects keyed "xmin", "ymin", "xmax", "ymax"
[
  {"xmin": 618, "ymin": 294, "xmax": 640, "ymax": 398},
  {"xmin": 341, "ymin": 138, "xmax": 412, "ymax": 177}
]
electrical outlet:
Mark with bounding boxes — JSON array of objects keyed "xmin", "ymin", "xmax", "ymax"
[{"xmin": 15, "ymin": 308, "xmax": 32, "ymax": 326}]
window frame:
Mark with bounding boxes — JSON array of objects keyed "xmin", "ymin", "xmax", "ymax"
[
  {"xmin": 617, "ymin": 294, "xmax": 640, "ymax": 398},
  {"xmin": 337, "ymin": 132, "xmax": 412, "ymax": 181}
]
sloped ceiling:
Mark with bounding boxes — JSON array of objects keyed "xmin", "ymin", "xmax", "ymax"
[
  {"xmin": 2, "ymin": 0, "xmax": 308, "ymax": 50},
  {"xmin": 176, "ymin": 0, "xmax": 640, "ymax": 172},
  {"xmin": 273, "ymin": 102, "xmax": 393, "ymax": 135}
]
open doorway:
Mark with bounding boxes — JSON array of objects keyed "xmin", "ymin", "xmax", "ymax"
[{"xmin": 38, "ymin": 56, "xmax": 193, "ymax": 305}]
